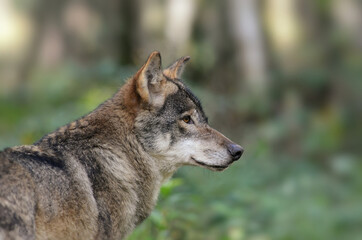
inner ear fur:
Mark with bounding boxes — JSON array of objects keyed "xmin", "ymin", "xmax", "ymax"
[
  {"xmin": 163, "ymin": 56, "xmax": 191, "ymax": 79},
  {"xmin": 135, "ymin": 51, "xmax": 167, "ymax": 108},
  {"xmin": 135, "ymin": 52, "xmax": 162, "ymax": 104},
  {"xmin": 134, "ymin": 52, "xmax": 188, "ymax": 108}
]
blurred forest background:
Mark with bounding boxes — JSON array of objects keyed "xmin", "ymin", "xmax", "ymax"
[{"xmin": 0, "ymin": 0, "xmax": 361, "ymax": 239}]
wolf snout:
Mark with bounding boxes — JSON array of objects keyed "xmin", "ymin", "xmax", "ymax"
[{"xmin": 227, "ymin": 143, "xmax": 244, "ymax": 161}]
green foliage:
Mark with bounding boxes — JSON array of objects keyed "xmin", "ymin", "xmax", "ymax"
[
  {"xmin": 0, "ymin": 57, "xmax": 361, "ymax": 239},
  {"xmin": 1, "ymin": 0, "xmax": 361, "ymax": 239},
  {"xmin": 0, "ymin": 57, "xmax": 362, "ymax": 240}
]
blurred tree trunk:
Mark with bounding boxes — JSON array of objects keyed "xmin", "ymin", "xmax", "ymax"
[
  {"xmin": 264, "ymin": 0, "xmax": 301, "ymax": 74},
  {"xmin": 90, "ymin": 0, "xmax": 141, "ymax": 64},
  {"xmin": 16, "ymin": 0, "xmax": 68, "ymax": 93},
  {"xmin": 227, "ymin": 0, "xmax": 267, "ymax": 96},
  {"xmin": 17, "ymin": 0, "xmax": 143, "ymax": 79},
  {"xmin": 165, "ymin": 0, "xmax": 197, "ymax": 58},
  {"xmin": 332, "ymin": 0, "xmax": 362, "ymax": 48},
  {"xmin": 118, "ymin": 0, "xmax": 141, "ymax": 64}
]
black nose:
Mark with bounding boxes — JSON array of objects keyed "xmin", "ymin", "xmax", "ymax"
[{"xmin": 228, "ymin": 144, "xmax": 244, "ymax": 161}]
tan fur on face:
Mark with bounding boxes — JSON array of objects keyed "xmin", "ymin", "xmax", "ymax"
[{"xmin": 152, "ymin": 127, "xmax": 235, "ymax": 172}]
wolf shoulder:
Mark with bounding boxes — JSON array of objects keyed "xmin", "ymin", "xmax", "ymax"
[
  {"xmin": 0, "ymin": 145, "xmax": 100, "ymax": 239},
  {"xmin": 0, "ymin": 146, "xmax": 72, "ymax": 203}
]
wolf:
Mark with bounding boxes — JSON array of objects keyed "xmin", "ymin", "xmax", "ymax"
[{"xmin": 0, "ymin": 52, "xmax": 243, "ymax": 240}]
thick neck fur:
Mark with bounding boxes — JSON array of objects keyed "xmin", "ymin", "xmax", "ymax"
[{"xmin": 34, "ymin": 79, "xmax": 169, "ymax": 238}]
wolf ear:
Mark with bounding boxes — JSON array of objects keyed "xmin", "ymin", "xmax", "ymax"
[
  {"xmin": 163, "ymin": 56, "xmax": 191, "ymax": 79},
  {"xmin": 136, "ymin": 51, "xmax": 166, "ymax": 107}
]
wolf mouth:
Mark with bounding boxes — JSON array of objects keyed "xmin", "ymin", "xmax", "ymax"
[{"xmin": 191, "ymin": 157, "xmax": 228, "ymax": 170}]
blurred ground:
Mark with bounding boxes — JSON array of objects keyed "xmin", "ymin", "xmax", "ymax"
[{"xmin": 0, "ymin": 0, "xmax": 361, "ymax": 239}]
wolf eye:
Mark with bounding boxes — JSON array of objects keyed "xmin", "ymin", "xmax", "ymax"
[{"xmin": 182, "ymin": 115, "xmax": 192, "ymax": 124}]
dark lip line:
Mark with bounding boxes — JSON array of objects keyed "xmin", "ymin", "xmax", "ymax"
[{"xmin": 191, "ymin": 157, "xmax": 228, "ymax": 169}]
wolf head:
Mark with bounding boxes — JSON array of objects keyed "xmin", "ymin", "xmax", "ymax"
[{"xmin": 121, "ymin": 52, "xmax": 243, "ymax": 174}]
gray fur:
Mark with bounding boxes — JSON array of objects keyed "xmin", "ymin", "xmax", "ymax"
[{"xmin": 0, "ymin": 52, "xmax": 243, "ymax": 239}]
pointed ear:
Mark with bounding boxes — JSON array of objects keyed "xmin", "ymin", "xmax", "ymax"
[
  {"xmin": 163, "ymin": 56, "xmax": 191, "ymax": 79},
  {"xmin": 136, "ymin": 51, "xmax": 165, "ymax": 107}
]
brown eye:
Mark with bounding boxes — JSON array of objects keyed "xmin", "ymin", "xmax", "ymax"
[{"xmin": 182, "ymin": 115, "xmax": 192, "ymax": 124}]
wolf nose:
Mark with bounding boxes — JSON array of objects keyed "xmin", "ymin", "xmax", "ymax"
[{"xmin": 228, "ymin": 144, "xmax": 244, "ymax": 161}]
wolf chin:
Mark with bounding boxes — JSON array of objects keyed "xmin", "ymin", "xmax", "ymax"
[{"xmin": 0, "ymin": 52, "xmax": 243, "ymax": 240}]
